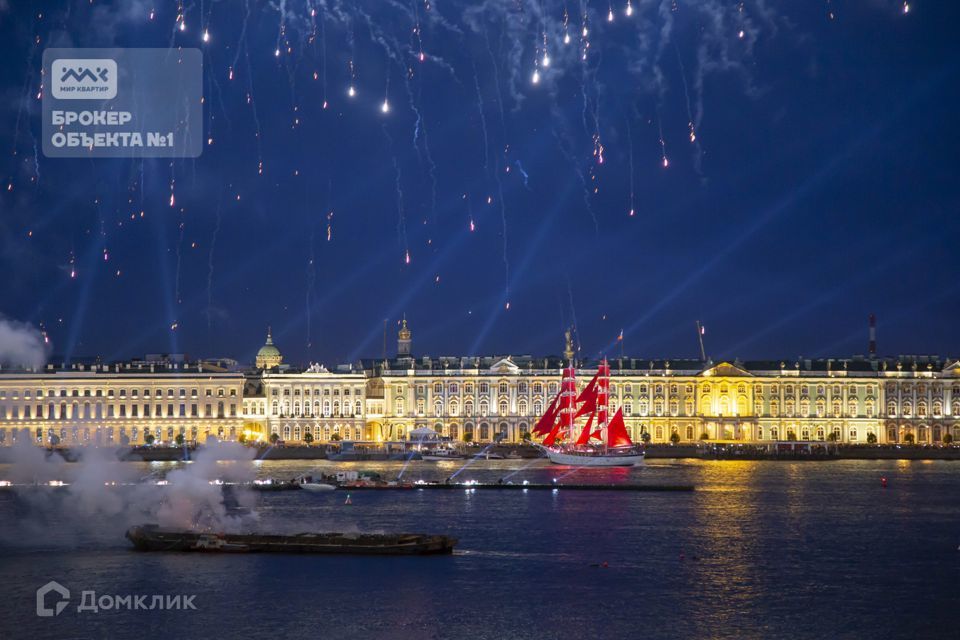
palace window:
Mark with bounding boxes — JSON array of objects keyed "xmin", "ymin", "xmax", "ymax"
[
  {"xmin": 499, "ymin": 382, "xmax": 508, "ymax": 395},
  {"xmin": 395, "ymin": 399, "xmax": 404, "ymax": 416},
  {"xmin": 624, "ymin": 402, "xmax": 633, "ymax": 416},
  {"xmin": 480, "ymin": 401, "xmax": 489, "ymax": 416},
  {"xmin": 518, "ymin": 382, "xmax": 528, "ymax": 394},
  {"xmin": 847, "ymin": 401, "xmax": 858, "ymax": 417},
  {"xmin": 518, "ymin": 400, "xmax": 528, "ymax": 415},
  {"xmin": 532, "ymin": 400, "xmax": 542, "ymax": 415},
  {"xmin": 449, "ymin": 383, "xmax": 459, "ymax": 394},
  {"xmin": 533, "ymin": 382, "xmax": 543, "ymax": 394},
  {"xmin": 499, "ymin": 401, "xmax": 508, "ymax": 416},
  {"xmin": 465, "ymin": 401, "xmax": 474, "ymax": 416},
  {"xmin": 433, "ymin": 382, "xmax": 442, "ymax": 394},
  {"xmin": 479, "ymin": 383, "xmax": 489, "ymax": 394}
]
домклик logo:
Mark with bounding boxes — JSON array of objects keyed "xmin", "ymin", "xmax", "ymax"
[
  {"xmin": 51, "ymin": 59, "xmax": 117, "ymax": 100},
  {"xmin": 36, "ymin": 581, "xmax": 70, "ymax": 617}
]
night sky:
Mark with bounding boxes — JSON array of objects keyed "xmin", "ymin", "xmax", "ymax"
[{"xmin": 1, "ymin": 0, "xmax": 957, "ymax": 367}]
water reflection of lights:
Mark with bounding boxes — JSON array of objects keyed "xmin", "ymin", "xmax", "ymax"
[{"xmin": 0, "ymin": 480, "xmax": 12, "ymax": 487}]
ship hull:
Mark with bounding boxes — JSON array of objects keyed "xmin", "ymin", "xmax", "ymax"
[
  {"xmin": 544, "ymin": 448, "xmax": 644, "ymax": 467},
  {"xmin": 126, "ymin": 526, "xmax": 456, "ymax": 555}
]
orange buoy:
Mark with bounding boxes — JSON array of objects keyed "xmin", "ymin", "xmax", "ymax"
[{"xmin": 880, "ymin": 477, "xmax": 887, "ymax": 488}]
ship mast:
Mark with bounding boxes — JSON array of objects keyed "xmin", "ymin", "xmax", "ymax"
[
  {"xmin": 561, "ymin": 329, "xmax": 577, "ymax": 443},
  {"xmin": 597, "ymin": 358, "xmax": 610, "ymax": 452}
]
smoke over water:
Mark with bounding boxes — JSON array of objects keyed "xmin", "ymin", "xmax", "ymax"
[
  {"xmin": 0, "ymin": 441, "xmax": 260, "ymax": 547},
  {"xmin": 0, "ymin": 316, "xmax": 49, "ymax": 370}
]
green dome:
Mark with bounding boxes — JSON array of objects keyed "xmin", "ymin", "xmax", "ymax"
[{"xmin": 255, "ymin": 328, "xmax": 283, "ymax": 368}]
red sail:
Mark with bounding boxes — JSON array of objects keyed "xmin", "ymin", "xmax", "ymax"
[
  {"xmin": 575, "ymin": 386, "xmax": 598, "ymax": 418},
  {"xmin": 576, "ymin": 372, "xmax": 599, "ymax": 403},
  {"xmin": 532, "ymin": 393, "xmax": 561, "ymax": 435},
  {"xmin": 606, "ymin": 408, "xmax": 633, "ymax": 448},
  {"xmin": 542, "ymin": 419, "xmax": 563, "ymax": 446},
  {"xmin": 574, "ymin": 412, "xmax": 595, "ymax": 445}
]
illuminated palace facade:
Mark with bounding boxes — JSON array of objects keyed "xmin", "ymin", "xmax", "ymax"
[{"xmin": 1, "ymin": 322, "xmax": 959, "ymax": 447}]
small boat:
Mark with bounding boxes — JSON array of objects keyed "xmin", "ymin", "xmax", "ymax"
[
  {"xmin": 477, "ymin": 451, "xmax": 505, "ymax": 460},
  {"xmin": 421, "ymin": 447, "xmax": 463, "ymax": 461},
  {"xmin": 295, "ymin": 475, "xmax": 337, "ymax": 492},
  {"xmin": 300, "ymin": 482, "xmax": 337, "ymax": 492},
  {"xmin": 126, "ymin": 525, "xmax": 457, "ymax": 555}
]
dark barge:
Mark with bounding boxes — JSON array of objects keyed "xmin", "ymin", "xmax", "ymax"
[{"xmin": 126, "ymin": 525, "xmax": 457, "ymax": 555}]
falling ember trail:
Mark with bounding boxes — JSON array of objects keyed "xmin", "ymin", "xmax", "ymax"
[
  {"xmin": 626, "ymin": 115, "xmax": 636, "ymax": 216},
  {"xmin": 382, "ymin": 125, "xmax": 409, "ymax": 266},
  {"xmin": 658, "ymin": 115, "xmax": 669, "ymax": 168}
]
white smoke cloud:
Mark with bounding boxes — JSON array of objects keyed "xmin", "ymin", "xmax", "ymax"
[
  {"xmin": 0, "ymin": 316, "xmax": 49, "ymax": 370},
  {"xmin": 0, "ymin": 441, "xmax": 260, "ymax": 546}
]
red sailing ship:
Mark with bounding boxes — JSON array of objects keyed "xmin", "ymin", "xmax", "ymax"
[{"xmin": 533, "ymin": 357, "xmax": 644, "ymax": 467}]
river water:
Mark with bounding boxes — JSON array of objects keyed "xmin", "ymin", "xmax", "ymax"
[{"xmin": 0, "ymin": 458, "xmax": 957, "ymax": 639}]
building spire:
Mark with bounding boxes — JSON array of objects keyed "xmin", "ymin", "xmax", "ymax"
[{"xmin": 398, "ymin": 315, "xmax": 412, "ymax": 356}]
